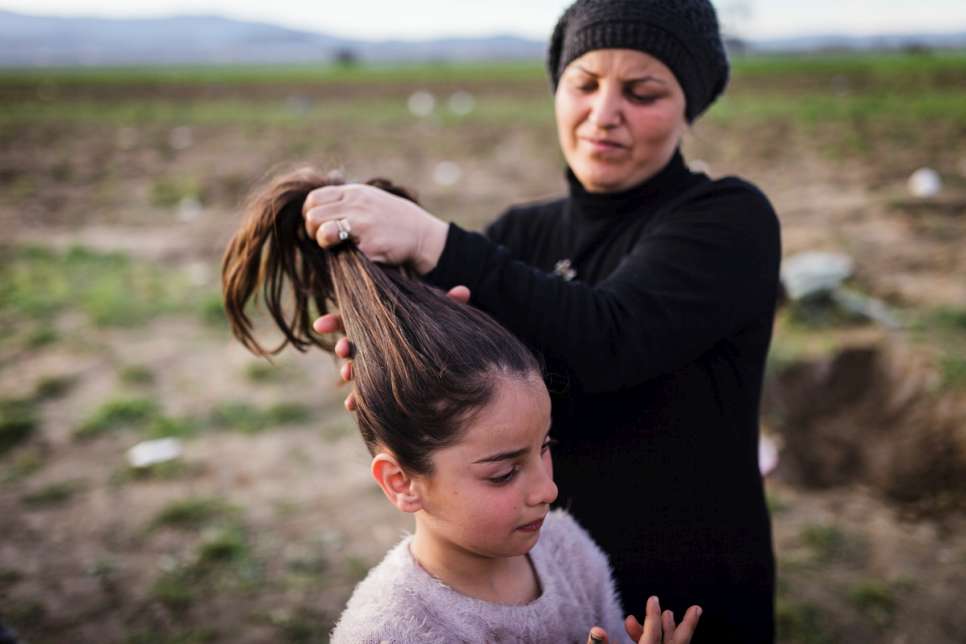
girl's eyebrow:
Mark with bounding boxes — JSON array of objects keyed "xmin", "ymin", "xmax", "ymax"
[
  {"xmin": 472, "ymin": 427, "xmax": 553, "ymax": 464},
  {"xmin": 572, "ymin": 65, "xmax": 667, "ymax": 85},
  {"xmin": 473, "ymin": 447, "xmax": 527, "ymax": 464}
]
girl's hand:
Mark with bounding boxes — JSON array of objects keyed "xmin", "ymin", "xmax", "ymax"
[
  {"xmin": 313, "ymin": 286, "xmax": 472, "ymax": 412},
  {"xmin": 626, "ymin": 596, "xmax": 702, "ymax": 644},
  {"xmin": 303, "ymin": 183, "xmax": 449, "ymax": 275},
  {"xmin": 585, "ymin": 596, "xmax": 702, "ymax": 644}
]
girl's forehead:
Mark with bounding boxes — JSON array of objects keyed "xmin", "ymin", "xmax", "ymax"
[{"xmin": 437, "ymin": 375, "xmax": 551, "ymax": 461}]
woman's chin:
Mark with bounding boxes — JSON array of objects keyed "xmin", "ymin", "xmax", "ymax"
[{"xmin": 574, "ymin": 168, "xmax": 635, "ymax": 193}]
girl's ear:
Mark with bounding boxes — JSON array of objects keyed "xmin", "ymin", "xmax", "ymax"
[{"xmin": 371, "ymin": 453, "xmax": 422, "ymax": 514}]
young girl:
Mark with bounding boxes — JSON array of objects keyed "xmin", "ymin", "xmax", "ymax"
[{"xmin": 221, "ymin": 169, "xmax": 701, "ymax": 643}]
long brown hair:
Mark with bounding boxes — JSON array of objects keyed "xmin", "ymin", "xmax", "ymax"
[{"xmin": 222, "ymin": 168, "xmax": 541, "ymax": 474}]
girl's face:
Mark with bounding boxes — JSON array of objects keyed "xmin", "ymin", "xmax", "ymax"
[
  {"xmin": 555, "ymin": 48, "xmax": 687, "ymax": 193},
  {"xmin": 412, "ymin": 372, "xmax": 557, "ymax": 560}
]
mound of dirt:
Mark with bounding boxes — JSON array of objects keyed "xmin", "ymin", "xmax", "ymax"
[{"xmin": 765, "ymin": 339, "xmax": 966, "ymax": 512}]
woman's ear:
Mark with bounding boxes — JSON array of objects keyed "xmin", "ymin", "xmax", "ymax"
[{"xmin": 371, "ymin": 453, "xmax": 422, "ymax": 513}]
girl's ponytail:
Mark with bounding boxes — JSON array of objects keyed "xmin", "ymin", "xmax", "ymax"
[{"xmin": 222, "ymin": 169, "xmax": 540, "ymax": 474}]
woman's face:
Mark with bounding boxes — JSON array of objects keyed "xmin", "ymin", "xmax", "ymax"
[
  {"xmin": 412, "ymin": 372, "xmax": 557, "ymax": 560},
  {"xmin": 555, "ymin": 48, "xmax": 687, "ymax": 193}
]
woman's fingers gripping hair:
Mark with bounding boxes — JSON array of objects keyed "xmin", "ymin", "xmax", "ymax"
[{"xmin": 303, "ymin": 185, "xmax": 348, "ymax": 240}]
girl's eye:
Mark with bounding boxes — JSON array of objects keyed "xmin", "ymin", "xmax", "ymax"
[
  {"xmin": 489, "ymin": 467, "xmax": 519, "ymax": 485},
  {"xmin": 542, "ymin": 437, "xmax": 558, "ymax": 453}
]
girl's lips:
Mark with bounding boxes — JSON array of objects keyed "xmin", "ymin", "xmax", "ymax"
[{"xmin": 517, "ymin": 518, "xmax": 545, "ymax": 533}]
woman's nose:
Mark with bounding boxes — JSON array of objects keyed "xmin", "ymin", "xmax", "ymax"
[{"xmin": 588, "ymin": 86, "xmax": 622, "ymax": 129}]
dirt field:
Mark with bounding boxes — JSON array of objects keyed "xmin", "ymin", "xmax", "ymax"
[{"xmin": 1, "ymin": 55, "xmax": 965, "ymax": 643}]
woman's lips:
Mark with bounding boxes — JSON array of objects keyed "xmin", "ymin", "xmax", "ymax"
[
  {"xmin": 517, "ymin": 518, "xmax": 545, "ymax": 533},
  {"xmin": 581, "ymin": 137, "xmax": 628, "ymax": 154}
]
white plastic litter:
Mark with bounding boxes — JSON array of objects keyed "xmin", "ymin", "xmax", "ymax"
[
  {"xmin": 407, "ymin": 91, "xmax": 436, "ymax": 117},
  {"xmin": 759, "ymin": 434, "xmax": 779, "ymax": 477},
  {"xmin": 433, "ymin": 161, "xmax": 462, "ymax": 187},
  {"xmin": 127, "ymin": 438, "xmax": 183, "ymax": 469},
  {"xmin": 780, "ymin": 251, "xmax": 854, "ymax": 301},
  {"xmin": 907, "ymin": 167, "xmax": 942, "ymax": 198}
]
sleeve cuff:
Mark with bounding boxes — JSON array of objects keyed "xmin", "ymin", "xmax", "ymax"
[{"xmin": 422, "ymin": 223, "xmax": 495, "ymax": 293}]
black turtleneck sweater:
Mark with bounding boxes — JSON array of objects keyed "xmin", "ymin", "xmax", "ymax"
[{"xmin": 424, "ymin": 150, "xmax": 781, "ymax": 644}]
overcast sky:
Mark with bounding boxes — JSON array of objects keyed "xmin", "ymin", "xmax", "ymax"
[{"xmin": 3, "ymin": 1, "xmax": 964, "ymax": 41}]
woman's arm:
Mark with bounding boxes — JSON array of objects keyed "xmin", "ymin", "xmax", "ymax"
[
  {"xmin": 424, "ymin": 181, "xmax": 781, "ymax": 393},
  {"xmin": 305, "ymin": 180, "xmax": 780, "ymax": 394}
]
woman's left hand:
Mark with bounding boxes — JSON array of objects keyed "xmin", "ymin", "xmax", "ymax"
[{"xmin": 302, "ymin": 183, "xmax": 449, "ymax": 274}]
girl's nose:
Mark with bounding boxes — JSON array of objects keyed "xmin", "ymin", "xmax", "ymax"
[{"xmin": 529, "ymin": 461, "xmax": 558, "ymax": 506}]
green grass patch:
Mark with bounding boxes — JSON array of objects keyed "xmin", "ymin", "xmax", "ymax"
[
  {"xmin": 151, "ymin": 176, "xmax": 204, "ymax": 208},
  {"xmin": 75, "ymin": 397, "xmax": 160, "ymax": 439},
  {"xmin": 34, "ymin": 374, "xmax": 76, "ymax": 400},
  {"xmin": 0, "ymin": 567, "xmax": 23, "ymax": 587},
  {"xmin": 120, "ymin": 365, "xmax": 156, "ymax": 386},
  {"xmin": 765, "ymin": 488, "xmax": 789, "ymax": 514},
  {"xmin": 198, "ymin": 293, "xmax": 227, "ymax": 327},
  {"xmin": 0, "ymin": 60, "xmax": 546, "ymax": 88},
  {"xmin": 776, "ymin": 597, "xmax": 830, "ymax": 644},
  {"xmin": 0, "ymin": 95, "xmax": 554, "ymax": 127},
  {"xmin": 800, "ymin": 523, "xmax": 862, "ymax": 564},
  {"xmin": 848, "ymin": 579, "xmax": 897, "ymax": 627},
  {"xmin": 939, "ymin": 355, "xmax": 966, "ymax": 390},
  {"xmin": 149, "ymin": 522, "xmax": 258, "ymax": 614},
  {"xmin": 147, "ymin": 415, "xmax": 198, "ymax": 439},
  {"xmin": 267, "ymin": 607, "xmax": 334, "ymax": 644},
  {"xmin": 345, "ymin": 556, "xmax": 370, "ymax": 581},
  {"xmin": 21, "ymin": 479, "xmax": 83, "ymax": 508},
  {"xmin": 928, "ymin": 306, "xmax": 966, "ymax": 332},
  {"xmin": 0, "ymin": 244, "xmax": 196, "ymax": 328},
  {"xmin": 1, "ymin": 447, "xmax": 46, "ymax": 483},
  {"xmin": 197, "ymin": 525, "xmax": 248, "ymax": 564},
  {"xmin": 151, "ymin": 497, "xmax": 235, "ymax": 531},
  {"xmin": 0, "ymin": 398, "xmax": 39, "ymax": 455},
  {"xmin": 26, "ymin": 324, "xmax": 59, "ymax": 348},
  {"xmin": 113, "ymin": 459, "xmax": 199, "ymax": 484},
  {"xmin": 150, "ymin": 564, "xmax": 204, "ymax": 614},
  {"xmin": 730, "ymin": 50, "xmax": 966, "ymax": 85},
  {"xmin": 244, "ymin": 361, "xmax": 283, "ymax": 383},
  {"xmin": 209, "ymin": 400, "xmax": 312, "ymax": 433},
  {"xmin": 1, "ymin": 52, "xmax": 962, "ymax": 89}
]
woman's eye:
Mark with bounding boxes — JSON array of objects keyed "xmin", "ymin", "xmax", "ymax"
[
  {"xmin": 541, "ymin": 437, "xmax": 558, "ymax": 453},
  {"xmin": 627, "ymin": 92, "xmax": 660, "ymax": 104}
]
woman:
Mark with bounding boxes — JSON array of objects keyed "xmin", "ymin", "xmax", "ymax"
[{"xmin": 303, "ymin": 1, "xmax": 781, "ymax": 641}]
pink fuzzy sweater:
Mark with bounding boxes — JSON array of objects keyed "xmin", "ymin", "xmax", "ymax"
[{"xmin": 330, "ymin": 510, "xmax": 631, "ymax": 643}]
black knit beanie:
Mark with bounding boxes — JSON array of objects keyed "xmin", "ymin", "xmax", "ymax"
[{"xmin": 547, "ymin": 0, "xmax": 729, "ymax": 121}]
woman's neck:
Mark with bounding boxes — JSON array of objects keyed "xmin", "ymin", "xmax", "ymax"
[{"xmin": 409, "ymin": 522, "xmax": 541, "ymax": 605}]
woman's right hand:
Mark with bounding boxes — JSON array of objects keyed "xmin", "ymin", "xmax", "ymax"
[
  {"xmin": 313, "ymin": 286, "xmax": 472, "ymax": 411},
  {"xmin": 586, "ymin": 596, "xmax": 702, "ymax": 644},
  {"xmin": 303, "ymin": 183, "xmax": 449, "ymax": 275}
]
